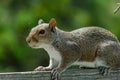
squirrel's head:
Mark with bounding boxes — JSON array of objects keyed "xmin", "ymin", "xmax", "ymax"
[{"xmin": 26, "ymin": 18, "xmax": 57, "ymax": 48}]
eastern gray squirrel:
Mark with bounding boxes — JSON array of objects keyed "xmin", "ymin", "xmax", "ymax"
[{"xmin": 26, "ymin": 18, "xmax": 120, "ymax": 80}]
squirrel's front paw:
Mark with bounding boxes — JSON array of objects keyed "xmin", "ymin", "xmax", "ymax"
[{"xmin": 34, "ymin": 66, "xmax": 51, "ymax": 71}]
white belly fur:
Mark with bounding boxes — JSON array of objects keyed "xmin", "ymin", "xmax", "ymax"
[{"xmin": 73, "ymin": 57, "xmax": 107, "ymax": 68}]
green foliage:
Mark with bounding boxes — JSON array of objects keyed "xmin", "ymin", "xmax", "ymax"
[{"xmin": 0, "ymin": 0, "xmax": 120, "ymax": 72}]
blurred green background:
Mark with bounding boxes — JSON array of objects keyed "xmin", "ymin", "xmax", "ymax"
[{"xmin": 0, "ymin": 0, "xmax": 120, "ymax": 72}]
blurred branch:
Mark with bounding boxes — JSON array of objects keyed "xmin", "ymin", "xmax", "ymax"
[{"xmin": 114, "ymin": 3, "xmax": 120, "ymax": 14}]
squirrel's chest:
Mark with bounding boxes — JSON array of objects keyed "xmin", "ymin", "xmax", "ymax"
[{"xmin": 43, "ymin": 44, "xmax": 62, "ymax": 62}]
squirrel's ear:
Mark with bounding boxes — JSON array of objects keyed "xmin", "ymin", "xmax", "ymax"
[
  {"xmin": 49, "ymin": 18, "xmax": 56, "ymax": 32},
  {"xmin": 38, "ymin": 19, "xmax": 44, "ymax": 24}
]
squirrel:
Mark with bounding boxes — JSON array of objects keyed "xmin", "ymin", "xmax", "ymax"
[{"xmin": 26, "ymin": 18, "xmax": 120, "ymax": 80}]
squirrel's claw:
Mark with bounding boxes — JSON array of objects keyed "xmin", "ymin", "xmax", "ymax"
[
  {"xmin": 98, "ymin": 66, "xmax": 110, "ymax": 76},
  {"xmin": 51, "ymin": 69, "xmax": 61, "ymax": 80}
]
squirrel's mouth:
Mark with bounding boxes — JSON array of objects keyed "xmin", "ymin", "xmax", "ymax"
[{"xmin": 28, "ymin": 43, "xmax": 40, "ymax": 49}]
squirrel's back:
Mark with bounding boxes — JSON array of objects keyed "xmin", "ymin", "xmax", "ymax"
[{"xmin": 72, "ymin": 27, "xmax": 119, "ymax": 44}]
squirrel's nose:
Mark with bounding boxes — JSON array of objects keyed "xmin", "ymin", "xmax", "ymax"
[{"xmin": 26, "ymin": 38, "xmax": 31, "ymax": 43}]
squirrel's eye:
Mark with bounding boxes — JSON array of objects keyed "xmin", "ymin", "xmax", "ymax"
[{"xmin": 39, "ymin": 30, "xmax": 45, "ymax": 34}]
